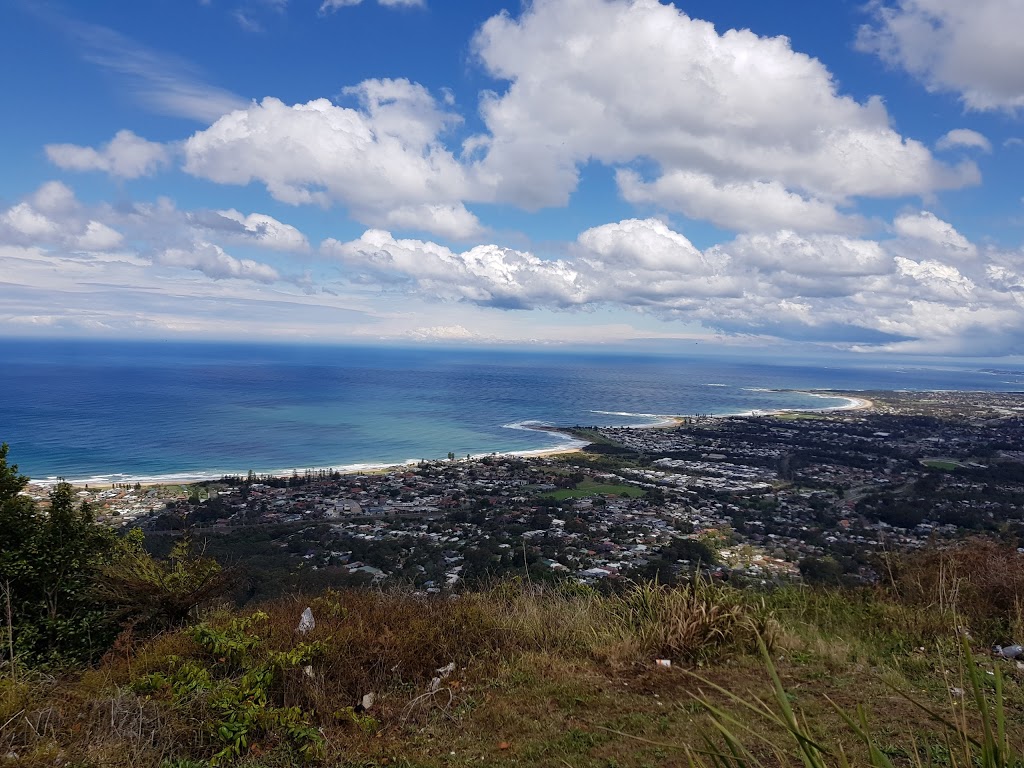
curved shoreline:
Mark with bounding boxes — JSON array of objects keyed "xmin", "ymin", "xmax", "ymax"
[
  {"xmin": 728, "ymin": 391, "xmax": 874, "ymax": 417},
  {"xmin": 27, "ymin": 391, "xmax": 873, "ymax": 487}
]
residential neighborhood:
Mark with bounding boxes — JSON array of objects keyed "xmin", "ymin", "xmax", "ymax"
[{"xmin": 36, "ymin": 390, "xmax": 1024, "ymax": 595}]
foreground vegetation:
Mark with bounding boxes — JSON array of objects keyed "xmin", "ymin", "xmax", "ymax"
[
  {"xmin": 3, "ymin": 557, "xmax": 1024, "ymax": 767},
  {"xmin": 3, "ymin": 443, "xmax": 1024, "ymax": 767}
]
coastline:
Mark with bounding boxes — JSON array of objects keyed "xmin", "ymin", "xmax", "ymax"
[
  {"xmin": 28, "ymin": 391, "xmax": 872, "ymax": 489},
  {"xmin": 727, "ymin": 391, "xmax": 874, "ymax": 418}
]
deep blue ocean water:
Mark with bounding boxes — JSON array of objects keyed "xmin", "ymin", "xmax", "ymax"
[{"xmin": 2, "ymin": 339, "xmax": 1023, "ymax": 483}]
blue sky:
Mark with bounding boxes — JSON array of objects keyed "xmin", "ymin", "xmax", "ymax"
[{"xmin": 1, "ymin": 0, "xmax": 1023, "ymax": 356}]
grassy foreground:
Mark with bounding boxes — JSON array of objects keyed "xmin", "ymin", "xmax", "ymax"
[{"xmin": 2, "ymin": 565, "xmax": 1024, "ymax": 768}]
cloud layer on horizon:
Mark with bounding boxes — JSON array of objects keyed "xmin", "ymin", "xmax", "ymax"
[
  {"xmin": 323, "ymin": 214, "xmax": 1024, "ymax": 355},
  {"xmin": 5, "ymin": 176, "xmax": 1024, "ymax": 355}
]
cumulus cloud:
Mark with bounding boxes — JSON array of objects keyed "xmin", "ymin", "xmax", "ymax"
[
  {"xmin": 45, "ymin": 130, "xmax": 171, "ymax": 179},
  {"xmin": 2, "ymin": 203, "xmax": 60, "ymax": 240},
  {"xmin": 936, "ymin": 129, "xmax": 993, "ymax": 153},
  {"xmin": 0, "ymin": 182, "xmax": 124, "ymax": 252},
  {"xmin": 407, "ymin": 325, "xmax": 480, "ymax": 341},
  {"xmin": 29, "ymin": 180, "xmax": 78, "ymax": 214},
  {"xmin": 323, "ymin": 229, "xmax": 584, "ymax": 309},
  {"xmin": 892, "ymin": 210, "xmax": 976, "ymax": 256},
  {"xmin": 617, "ymin": 170, "xmax": 859, "ymax": 233},
  {"xmin": 858, "ymin": 0, "xmax": 1024, "ymax": 111},
  {"xmin": 155, "ymin": 242, "xmax": 281, "ymax": 283},
  {"xmin": 206, "ymin": 209, "xmax": 310, "ymax": 252},
  {"xmin": 321, "ymin": 214, "xmax": 1024, "ymax": 354},
  {"xmin": 712, "ymin": 231, "xmax": 891, "ymax": 278},
  {"xmin": 0, "ymin": 182, "xmax": 305, "ymax": 287},
  {"xmin": 183, "ymin": 80, "xmax": 482, "ymax": 238},
  {"xmin": 8, "ymin": 177, "xmax": 1024, "ymax": 353},
  {"xmin": 372, "ymin": 204, "xmax": 485, "ymax": 241},
  {"xmin": 171, "ymin": 1, "xmax": 974, "ymax": 238},
  {"xmin": 76, "ymin": 220, "xmax": 125, "ymax": 251},
  {"xmin": 469, "ymin": 0, "xmax": 976, "ymax": 227}
]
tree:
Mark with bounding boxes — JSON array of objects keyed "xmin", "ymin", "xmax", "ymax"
[{"xmin": 0, "ymin": 444, "xmax": 117, "ymax": 665}]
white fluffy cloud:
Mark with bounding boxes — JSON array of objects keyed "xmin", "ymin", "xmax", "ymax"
[
  {"xmin": 76, "ymin": 220, "xmax": 126, "ymax": 251},
  {"xmin": 470, "ymin": 0, "xmax": 976, "ymax": 226},
  {"xmin": 712, "ymin": 232, "xmax": 891, "ymax": 278},
  {"xmin": 858, "ymin": 0, "xmax": 1024, "ymax": 111},
  {"xmin": 155, "ymin": 243, "xmax": 281, "ymax": 283},
  {"xmin": 892, "ymin": 210, "xmax": 977, "ymax": 256},
  {"xmin": 168, "ymin": 1, "xmax": 977, "ymax": 238},
  {"xmin": 936, "ymin": 129, "xmax": 993, "ymax": 153},
  {"xmin": 183, "ymin": 80, "xmax": 480, "ymax": 238},
  {"xmin": 0, "ymin": 182, "xmax": 307, "ymax": 286},
  {"xmin": 210, "ymin": 209, "xmax": 310, "ymax": 252},
  {"xmin": 321, "ymin": 213, "xmax": 1024, "ymax": 354},
  {"xmin": 45, "ymin": 130, "xmax": 171, "ymax": 179},
  {"xmin": 0, "ymin": 182, "xmax": 124, "ymax": 252},
  {"xmin": 323, "ymin": 229, "xmax": 585, "ymax": 309},
  {"xmin": 617, "ymin": 170, "xmax": 859, "ymax": 233},
  {"xmin": 7, "ymin": 176, "xmax": 1024, "ymax": 353}
]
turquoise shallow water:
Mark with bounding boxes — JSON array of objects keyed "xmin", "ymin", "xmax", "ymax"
[{"xmin": 1, "ymin": 340, "xmax": 1021, "ymax": 483}]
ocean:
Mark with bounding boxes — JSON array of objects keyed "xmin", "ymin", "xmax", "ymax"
[{"xmin": 2, "ymin": 339, "xmax": 1022, "ymax": 484}]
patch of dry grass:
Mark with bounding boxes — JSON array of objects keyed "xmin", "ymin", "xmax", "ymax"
[{"xmin": 883, "ymin": 537, "xmax": 1024, "ymax": 645}]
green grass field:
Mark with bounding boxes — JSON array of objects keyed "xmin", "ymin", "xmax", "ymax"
[
  {"xmin": 543, "ymin": 479, "xmax": 645, "ymax": 500},
  {"xmin": 920, "ymin": 458, "xmax": 963, "ymax": 470}
]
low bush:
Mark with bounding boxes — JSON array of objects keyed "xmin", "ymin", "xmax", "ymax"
[
  {"xmin": 5, "ymin": 576, "xmax": 1019, "ymax": 767},
  {"xmin": 133, "ymin": 611, "xmax": 325, "ymax": 765}
]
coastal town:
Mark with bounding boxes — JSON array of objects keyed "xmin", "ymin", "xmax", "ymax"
[{"xmin": 34, "ymin": 390, "xmax": 1024, "ymax": 594}]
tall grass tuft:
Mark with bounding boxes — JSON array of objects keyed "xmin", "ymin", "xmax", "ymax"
[
  {"xmin": 612, "ymin": 579, "xmax": 775, "ymax": 663},
  {"xmin": 691, "ymin": 637, "xmax": 1022, "ymax": 768}
]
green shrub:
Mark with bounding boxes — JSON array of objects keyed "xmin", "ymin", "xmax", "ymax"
[
  {"xmin": 134, "ymin": 611, "xmax": 325, "ymax": 765},
  {"xmin": 94, "ymin": 534, "xmax": 237, "ymax": 636}
]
